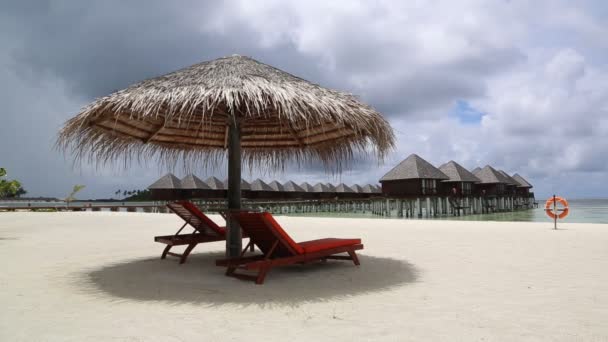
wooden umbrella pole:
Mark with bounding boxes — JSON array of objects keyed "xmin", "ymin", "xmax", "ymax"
[{"xmin": 226, "ymin": 119, "xmax": 242, "ymax": 257}]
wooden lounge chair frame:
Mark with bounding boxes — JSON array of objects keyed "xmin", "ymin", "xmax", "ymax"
[
  {"xmin": 216, "ymin": 211, "xmax": 363, "ymax": 284},
  {"xmin": 154, "ymin": 201, "xmax": 250, "ymax": 264}
]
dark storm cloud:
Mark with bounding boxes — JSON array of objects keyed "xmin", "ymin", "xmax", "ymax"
[
  {"xmin": 2, "ymin": 1, "xmax": 332, "ymax": 101},
  {"xmin": 2, "ymin": 0, "xmax": 523, "ymax": 118}
]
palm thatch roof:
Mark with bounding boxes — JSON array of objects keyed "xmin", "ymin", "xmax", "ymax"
[
  {"xmin": 250, "ymin": 179, "xmax": 273, "ymax": 191},
  {"xmin": 471, "ymin": 167, "xmax": 481, "ymax": 174},
  {"xmin": 380, "ymin": 154, "xmax": 448, "ymax": 182},
  {"xmin": 283, "ymin": 181, "xmax": 305, "ymax": 192},
  {"xmin": 473, "ymin": 165, "xmax": 509, "ymax": 184},
  {"xmin": 299, "ymin": 182, "xmax": 314, "ymax": 192},
  {"xmin": 148, "ymin": 173, "xmax": 182, "ymax": 189},
  {"xmin": 180, "ymin": 174, "xmax": 210, "ymax": 189},
  {"xmin": 335, "ymin": 183, "xmax": 354, "ymax": 193},
  {"xmin": 325, "ymin": 183, "xmax": 337, "ymax": 192},
  {"xmin": 512, "ymin": 173, "xmax": 533, "ymax": 188},
  {"xmin": 498, "ymin": 170, "xmax": 519, "ymax": 186},
  {"xmin": 373, "ymin": 185, "xmax": 382, "ymax": 193},
  {"xmin": 57, "ymin": 55, "xmax": 394, "ymax": 171},
  {"xmin": 438, "ymin": 161, "xmax": 481, "ymax": 183},
  {"xmin": 204, "ymin": 176, "xmax": 225, "ymax": 190},
  {"xmin": 268, "ymin": 181, "xmax": 285, "ymax": 192}
]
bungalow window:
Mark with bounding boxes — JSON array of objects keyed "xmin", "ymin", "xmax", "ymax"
[
  {"xmin": 496, "ymin": 183, "xmax": 505, "ymax": 193},
  {"xmin": 421, "ymin": 179, "xmax": 437, "ymax": 195},
  {"xmin": 462, "ymin": 182, "xmax": 472, "ymax": 195}
]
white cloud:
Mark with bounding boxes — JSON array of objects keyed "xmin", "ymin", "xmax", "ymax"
[{"xmin": 2, "ymin": 0, "xmax": 608, "ymax": 198}]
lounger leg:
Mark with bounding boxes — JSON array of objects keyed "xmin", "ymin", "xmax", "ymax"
[
  {"xmin": 348, "ymin": 250, "xmax": 360, "ymax": 266},
  {"xmin": 226, "ymin": 266, "xmax": 236, "ymax": 276},
  {"xmin": 180, "ymin": 243, "xmax": 197, "ymax": 264},
  {"xmin": 161, "ymin": 245, "xmax": 172, "ymax": 260},
  {"xmin": 256, "ymin": 265, "xmax": 270, "ymax": 285}
]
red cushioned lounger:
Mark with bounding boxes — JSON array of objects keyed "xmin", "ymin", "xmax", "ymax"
[
  {"xmin": 215, "ymin": 211, "xmax": 363, "ymax": 284},
  {"xmin": 154, "ymin": 201, "xmax": 250, "ymax": 264}
]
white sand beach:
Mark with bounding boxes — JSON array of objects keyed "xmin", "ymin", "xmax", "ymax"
[{"xmin": 1, "ymin": 212, "xmax": 607, "ymax": 341}]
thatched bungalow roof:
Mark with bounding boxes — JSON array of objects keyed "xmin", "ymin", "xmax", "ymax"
[
  {"xmin": 335, "ymin": 183, "xmax": 354, "ymax": 193},
  {"xmin": 471, "ymin": 167, "xmax": 481, "ymax": 174},
  {"xmin": 283, "ymin": 181, "xmax": 305, "ymax": 192},
  {"xmin": 58, "ymin": 55, "xmax": 394, "ymax": 171},
  {"xmin": 312, "ymin": 182, "xmax": 332, "ymax": 193},
  {"xmin": 360, "ymin": 184, "xmax": 376, "ymax": 193},
  {"xmin": 380, "ymin": 154, "xmax": 448, "ymax": 182},
  {"xmin": 512, "ymin": 173, "xmax": 533, "ymax": 188},
  {"xmin": 205, "ymin": 176, "xmax": 226, "ymax": 190},
  {"xmin": 299, "ymin": 182, "xmax": 314, "ymax": 192},
  {"xmin": 473, "ymin": 166, "xmax": 509, "ymax": 184},
  {"xmin": 268, "ymin": 181, "xmax": 285, "ymax": 192},
  {"xmin": 373, "ymin": 185, "xmax": 382, "ymax": 193},
  {"xmin": 180, "ymin": 174, "xmax": 210, "ymax": 189},
  {"xmin": 250, "ymin": 179, "xmax": 273, "ymax": 192},
  {"xmin": 438, "ymin": 161, "xmax": 481, "ymax": 183},
  {"xmin": 148, "ymin": 173, "xmax": 182, "ymax": 189},
  {"xmin": 222, "ymin": 178, "xmax": 251, "ymax": 191},
  {"xmin": 325, "ymin": 183, "xmax": 337, "ymax": 192},
  {"xmin": 498, "ymin": 170, "xmax": 519, "ymax": 186},
  {"xmin": 351, "ymin": 184, "xmax": 364, "ymax": 193}
]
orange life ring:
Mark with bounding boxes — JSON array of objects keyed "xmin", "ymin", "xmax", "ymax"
[{"xmin": 545, "ymin": 196, "xmax": 569, "ymax": 219}]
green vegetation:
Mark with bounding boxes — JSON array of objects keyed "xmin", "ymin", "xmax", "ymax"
[
  {"xmin": 0, "ymin": 168, "xmax": 27, "ymax": 198},
  {"xmin": 115, "ymin": 189, "xmax": 151, "ymax": 201},
  {"xmin": 65, "ymin": 185, "xmax": 86, "ymax": 206}
]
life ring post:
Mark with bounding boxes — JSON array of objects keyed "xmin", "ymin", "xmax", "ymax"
[
  {"xmin": 544, "ymin": 195, "xmax": 569, "ymax": 229},
  {"xmin": 553, "ymin": 194, "xmax": 557, "ymax": 230}
]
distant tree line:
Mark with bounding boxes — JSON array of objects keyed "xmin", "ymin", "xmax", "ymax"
[
  {"xmin": 0, "ymin": 168, "xmax": 27, "ymax": 198},
  {"xmin": 114, "ymin": 189, "xmax": 151, "ymax": 201}
]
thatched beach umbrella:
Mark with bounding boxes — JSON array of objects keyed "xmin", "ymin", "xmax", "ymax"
[{"xmin": 58, "ymin": 55, "xmax": 394, "ymax": 257}]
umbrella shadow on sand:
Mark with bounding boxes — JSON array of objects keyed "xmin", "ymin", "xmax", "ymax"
[{"xmin": 82, "ymin": 252, "xmax": 418, "ymax": 306}]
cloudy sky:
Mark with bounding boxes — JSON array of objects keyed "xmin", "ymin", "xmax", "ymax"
[{"xmin": 1, "ymin": 0, "xmax": 607, "ymax": 199}]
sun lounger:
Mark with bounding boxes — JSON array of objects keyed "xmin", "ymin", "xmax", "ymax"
[
  {"xmin": 154, "ymin": 201, "xmax": 250, "ymax": 264},
  {"xmin": 216, "ymin": 211, "xmax": 363, "ymax": 284}
]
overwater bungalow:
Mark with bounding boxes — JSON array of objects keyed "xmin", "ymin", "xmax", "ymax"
[
  {"xmin": 312, "ymin": 182, "xmax": 334, "ymax": 199},
  {"xmin": 379, "ymin": 154, "xmax": 449, "ymax": 197},
  {"xmin": 438, "ymin": 161, "xmax": 481, "ymax": 196},
  {"xmin": 351, "ymin": 184, "xmax": 364, "ymax": 193},
  {"xmin": 282, "ymin": 180, "xmax": 306, "ymax": 199},
  {"xmin": 299, "ymin": 182, "xmax": 314, "ymax": 192},
  {"xmin": 472, "ymin": 165, "xmax": 508, "ymax": 196},
  {"xmin": 248, "ymin": 179, "xmax": 274, "ymax": 199},
  {"xmin": 498, "ymin": 170, "xmax": 519, "ymax": 196},
  {"xmin": 335, "ymin": 183, "xmax": 355, "ymax": 199},
  {"xmin": 268, "ymin": 181, "xmax": 285, "ymax": 192},
  {"xmin": 512, "ymin": 173, "xmax": 533, "ymax": 196},
  {"xmin": 181, "ymin": 174, "xmax": 212, "ymax": 199},
  {"xmin": 204, "ymin": 176, "xmax": 227, "ymax": 198},
  {"xmin": 268, "ymin": 181, "xmax": 287, "ymax": 199},
  {"xmin": 361, "ymin": 184, "xmax": 376, "ymax": 194},
  {"xmin": 148, "ymin": 173, "xmax": 183, "ymax": 200}
]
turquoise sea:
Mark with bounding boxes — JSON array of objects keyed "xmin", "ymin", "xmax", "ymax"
[
  {"xmin": 286, "ymin": 199, "xmax": 608, "ymax": 224},
  {"xmin": 2, "ymin": 199, "xmax": 608, "ymax": 224}
]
